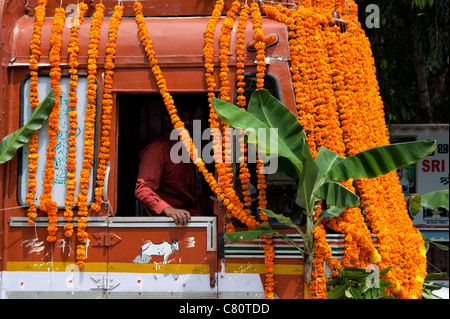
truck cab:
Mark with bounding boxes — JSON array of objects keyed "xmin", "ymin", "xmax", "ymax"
[{"xmin": 0, "ymin": 0, "xmax": 355, "ymax": 298}]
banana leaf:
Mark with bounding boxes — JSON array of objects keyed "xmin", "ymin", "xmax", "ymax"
[
  {"xmin": 407, "ymin": 190, "xmax": 448, "ymax": 218},
  {"xmin": 0, "ymin": 90, "xmax": 55, "ymax": 165},
  {"xmin": 223, "ymin": 224, "xmax": 278, "ymax": 242},
  {"xmin": 421, "ymin": 189, "xmax": 449, "ymax": 210},
  {"xmin": 314, "ymin": 206, "xmax": 345, "ymax": 228},
  {"xmin": 313, "ymin": 181, "xmax": 361, "ymax": 208},
  {"xmin": 407, "ymin": 193, "xmax": 422, "ymax": 218},
  {"xmin": 327, "ymin": 140, "xmax": 436, "ymax": 181},
  {"xmin": 212, "ymin": 89, "xmax": 305, "ymax": 177},
  {"xmin": 259, "ymin": 207, "xmax": 304, "ymax": 236},
  {"xmin": 295, "ymin": 139, "xmax": 319, "ymax": 210},
  {"xmin": 223, "ymin": 222, "xmax": 305, "ymax": 256}
]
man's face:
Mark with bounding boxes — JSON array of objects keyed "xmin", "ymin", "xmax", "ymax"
[{"xmin": 178, "ymin": 110, "xmax": 194, "ymax": 135}]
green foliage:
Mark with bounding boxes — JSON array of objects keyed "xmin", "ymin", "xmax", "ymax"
[
  {"xmin": 213, "ymin": 89, "xmax": 435, "ymax": 216},
  {"xmin": 421, "ymin": 189, "xmax": 449, "ymax": 211},
  {"xmin": 214, "ymin": 90, "xmax": 437, "ymax": 281},
  {"xmin": 0, "ymin": 90, "xmax": 55, "ymax": 165},
  {"xmin": 422, "ymin": 281, "xmax": 447, "ymax": 299},
  {"xmin": 407, "ymin": 189, "xmax": 449, "ymax": 252},
  {"xmin": 356, "ymin": 0, "xmax": 449, "ymax": 123},
  {"xmin": 326, "ymin": 266, "xmax": 395, "ymax": 299},
  {"xmin": 408, "ymin": 189, "xmax": 449, "ymax": 217},
  {"xmin": 422, "ymin": 272, "xmax": 449, "ymax": 299}
]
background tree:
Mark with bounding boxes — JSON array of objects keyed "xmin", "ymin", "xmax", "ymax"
[{"xmin": 355, "ymin": 0, "xmax": 449, "ymax": 124}]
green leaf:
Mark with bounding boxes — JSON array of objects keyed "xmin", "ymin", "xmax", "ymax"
[
  {"xmin": 326, "ymin": 284, "xmax": 346, "ymax": 299},
  {"xmin": 295, "ymin": 139, "xmax": 320, "ymax": 211},
  {"xmin": 327, "ymin": 141, "xmax": 436, "ymax": 181},
  {"xmin": 421, "ymin": 189, "xmax": 449, "ymax": 210},
  {"xmin": 364, "ymin": 289, "xmax": 373, "ymax": 299},
  {"xmin": 359, "ymin": 283, "xmax": 371, "ymax": 295},
  {"xmin": 407, "ymin": 194, "xmax": 422, "ymax": 218},
  {"xmin": 378, "ymin": 279, "xmax": 394, "ymax": 288},
  {"xmin": 276, "ymin": 156, "xmax": 302, "ymax": 179},
  {"xmin": 326, "ymin": 277, "xmax": 344, "ymax": 286},
  {"xmin": 223, "ymin": 223, "xmax": 305, "ymax": 255},
  {"xmin": 247, "ymin": 89, "xmax": 305, "ymax": 162},
  {"xmin": 212, "ymin": 90, "xmax": 305, "ymax": 176},
  {"xmin": 223, "ymin": 224, "xmax": 278, "ymax": 242},
  {"xmin": 315, "ymin": 146, "xmax": 345, "ymax": 177},
  {"xmin": 259, "ymin": 208, "xmax": 304, "ymax": 236},
  {"xmin": 425, "ymin": 272, "xmax": 448, "ymax": 280},
  {"xmin": 339, "ymin": 268, "xmax": 367, "ymax": 279},
  {"xmin": 422, "ymin": 282, "xmax": 444, "ymax": 291},
  {"xmin": 379, "ymin": 265, "xmax": 393, "ymax": 276},
  {"xmin": 421, "ymin": 291, "xmax": 436, "ymax": 299},
  {"xmin": 346, "ymin": 287, "xmax": 362, "ymax": 299},
  {"xmin": 314, "ymin": 206, "xmax": 345, "ymax": 227},
  {"xmin": 0, "ymin": 90, "xmax": 55, "ymax": 165},
  {"xmin": 371, "ymin": 288, "xmax": 380, "ymax": 299},
  {"xmin": 313, "ymin": 181, "xmax": 361, "ymax": 208},
  {"xmin": 422, "ymin": 233, "xmax": 449, "ymax": 251}
]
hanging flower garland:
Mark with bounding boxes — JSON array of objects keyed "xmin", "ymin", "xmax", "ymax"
[
  {"xmin": 250, "ymin": 2, "xmax": 268, "ymax": 218},
  {"xmin": 133, "ymin": 1, "xmax": 219, "ymax": 198},
  {"xmin": 219, "ymin": 1, "xmax": 239, "ymax": 102},
  {"xmin": 26, "ymin": 0, "xmax": 47, "ymax": 226},
  {"xmin": 235, "ymin": 5, "xmax": 249, "ymax": 109},
  {"xmin": 134, "ymin": 2, "xmax": 261, "ymax": 233},
  {"xmin": 323, "ymin": 23, "xmax": 381, "ymax": 269},
  {"xmin": 218, "ymin": 1, "xmax": 240, "ymax": 230},
  {"xmin": 81, "ymin": 4, "xmax": 122, "ymax": 267},
  {"xmin": 204, "ymin": 0, "xmax": 224, "ymax": 134},
  {"xmin": 63, "ymin": 2, "xmax": 88, "ymax": 238},
  {"xmin": 91, "ymin": 4, "xmax": 124, "ymax": 213},
  {"xmin": 337, "ymin": 17, "xmax": 427, "ymax": 298},
  {"xmin": 262, "ymin": 3, "xmax": 380, "ymax": 299},
  {"xmin": 250, "ymin": 2, "xmax": 266, "ymax": 90},
  {"xmin": 250, "ymin": 3, "xmax": 275, "ymax": 299},
  {"xmin": 202, "ymin": 0, "xmax": 232, "ymax": 230},
  {"xmin": 235, "ymin": 5, "xmax": 252, "ymax": 223},
  {"xmin": 74, "ymin": 3, "xmax": 105, "ymax": 269},
  {"xmin": 39, "ymin": 7, "xmax": 66, "ymax": 243},
  {"xmin": 79, "ymin": 4, "xmax": 122, "ymax": 266}
]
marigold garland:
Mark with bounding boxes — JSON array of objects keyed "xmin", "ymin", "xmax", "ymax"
[
  {"xmin": 74, "ymin": 3, "xmax": 105, "ymax": 269},
  {"xmin": 86, "ymin": 5, "xmax": 123, "ymax": 268},
  {"xmin": 26, "ymin": 0, "xmax": 47, "ymax": 226},
  {"xmin": 204, "ymin": 0, "xmax": 224, "ymax": 134},
  {"xmin": 261, "ymin": 0, "xmax": 426, "ymax": 299},
  {"xmin": 235, "ymin": 5, "xmax": 252, "ymax": 219},
  {"xmin": 262, "ymin": 3, "xmax": 380, "ymax": 299},
  {"xmin": 39, "ymin": 7, "xmax": 66, "ymax": 243},
  {"xmin": 91, "ymin": 4, "xmax": 123, "ymax": 214},
  {"xmin": 134, "ymin": 2, "xmax": 262, "ymax": 236},
  {"xmin": 218, "ymin": 1, "xmax": 241, "ymax": 229},
  {"xmin": 63, "ymin": 2, "xmax": 88, "ymax": 238},
  {"xmin": 250, "ymin": 2, "xmax": 266, "ymax": 90},
  {"xmin": 337, "ymin": 16, "xmax": 427, "ymax": 298},
  {"xmin": 219, "ymin": 1, "xmax": 240, "ymax": 102},
  {"xmin": 133, "ymin": 2, "xmax": 220, "ymax": 208}
]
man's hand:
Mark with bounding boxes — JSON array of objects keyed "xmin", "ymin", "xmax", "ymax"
[{"xmin": 163, "ymin": 206, "xmax": 191, "ymax": 227}]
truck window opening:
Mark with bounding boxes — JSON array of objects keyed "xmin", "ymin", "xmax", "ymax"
[{"xmin": 116, "ymin": 93, "xmax": 213, "ymax": 216}]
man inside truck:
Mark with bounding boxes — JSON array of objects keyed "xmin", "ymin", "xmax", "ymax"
[{"xmin": 135, "ymin": 102, "xmax": 212, "ymax": 227}]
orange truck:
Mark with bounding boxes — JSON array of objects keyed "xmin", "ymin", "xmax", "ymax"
[{"xmin": 0, "ymin": 0, "xmax": 366, "ymax": 299}]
